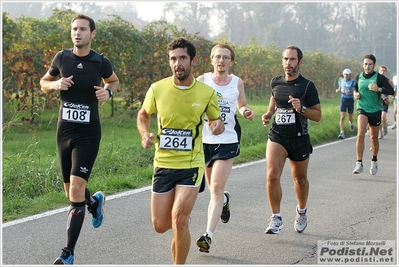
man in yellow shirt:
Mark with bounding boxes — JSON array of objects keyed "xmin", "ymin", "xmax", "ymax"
[{"xmin": 137, "ymin": 37, "xmax": 224, "ymax": 264}]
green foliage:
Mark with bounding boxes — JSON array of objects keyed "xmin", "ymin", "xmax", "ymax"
[
  {"xmin": 2, "ymin": 9, "xmax": 365, "ymax": 123},
  {"xmin": 235, "ymin": 41, "xmax": 281, "ymax": 100},
  {"xmin": 95, "ymin": 15, "xmax": 146, "ymax": 108}
]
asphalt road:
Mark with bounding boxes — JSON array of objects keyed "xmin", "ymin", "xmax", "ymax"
[{"xmin": 2, "ymin": 114, "xmax": 397, "ymax": 266}]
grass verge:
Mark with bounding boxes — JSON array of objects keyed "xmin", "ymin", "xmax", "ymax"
[{"xmin": 2, "ymin": 96, "xmax": 355, "ymax": 222}]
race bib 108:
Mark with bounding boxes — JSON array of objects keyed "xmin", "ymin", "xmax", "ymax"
[{"xmin": 62, "ymin": 102, "xmax": 91, "ymax": 124}]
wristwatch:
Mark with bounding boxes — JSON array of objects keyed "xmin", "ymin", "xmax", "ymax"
[
  {"xmin": 106, "ymin": 88, "xmax": 113, "ymax": 98},
  {"xmin": 300, "ymin": 106, "xmax": 307, "ymax": 114}
]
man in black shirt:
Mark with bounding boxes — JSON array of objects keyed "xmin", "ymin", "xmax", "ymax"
[
  {"xmin": 261, "ymin": 46, "xmax": 321, "ymax": 235},
  {"xmin": 40, "ymin": 13, "xmax": 119, "ymax": 265}
]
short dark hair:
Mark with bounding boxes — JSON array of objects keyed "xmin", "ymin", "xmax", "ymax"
[
  {"xmin": 71, "ymin": 14, "xmax": 96, "ymax": 32},
  {"xmin": 363, "ymin": 54, "xmax": 376, "ymax": 64},
  {"xmin": 167, "ymin": 38, "xmax": 196, "ymax": 61},
  {"xmin": 284, "ymin": 45, "xmax": 303, "ymax": 61}
]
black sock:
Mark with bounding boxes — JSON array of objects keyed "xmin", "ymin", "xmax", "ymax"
[
  {"xmin": 357, "ymin": 159, "xmax": 363, "ymax": 164},
  {"xmin": 63, "ymin": 247, "xmax": 74, "ymax": 255},
  {"xmin": 66, "ymin": 201, "xmax": 85, "ymax": 251},
  {"xmin": 85, "ymin": 188, "xmax": 97, "ymax": 213},
  {"xmin": 372, "ymin": 156, "xmax": 378, "ymax": 162}
]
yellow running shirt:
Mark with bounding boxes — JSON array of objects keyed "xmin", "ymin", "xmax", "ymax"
[{"xmin": 143, "ymin": 77, "xmax": 221, "ymax": 169}]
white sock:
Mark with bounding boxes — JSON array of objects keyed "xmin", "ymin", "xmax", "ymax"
[
  {"xmin": 205, "ymin": 230, "xmax": 213, "ymax": 239},
  {"xmin": 272, "ymin": 213, "xmax": 281, "ymax": 218},
  {"xmin": 297, "ymin": 206, "xmax": 307, "ymax": 214},
  {"xmin": 223, "ymin": 193, "xmax": 227, "ymax": 204}
]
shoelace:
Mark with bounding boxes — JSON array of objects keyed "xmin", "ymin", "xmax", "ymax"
[
  {"xmin": 270, "ymin": 217, "xmax": 282, "ymax": 227},
  {"xmin": 61, "ymin": 248, "xmax": 72, "ymax": 258},
  {"xmin": 296, "ymin": 213, "xmax": 306, "ymax": 224}
]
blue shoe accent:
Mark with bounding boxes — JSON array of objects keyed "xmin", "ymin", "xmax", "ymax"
[
  {"xmin": 54, "ymin": 248, "xmax": 74, "ymax": 265},
  {"xmin": 92, "ymin": 191, "xmax": 105, "ymax": 228},
  {"xmin": 350, "ymin": 123, "xmax": 354, "ymax": 132}
]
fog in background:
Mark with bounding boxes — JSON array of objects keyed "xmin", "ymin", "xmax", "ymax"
[{"xmin": 2, "ymin": 1, "xmax": 397, "ymax": 75}]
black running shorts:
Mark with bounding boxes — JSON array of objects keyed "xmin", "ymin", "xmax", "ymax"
[
  {"xmin": 357, "ymin": 109, "xmax": 382, "ymax": 127},
  {"xmin": 203, "ymin": 143, "xmax": 240, "ymax": 168},
  {"xmin": 152, "ymin": 167, "xmax": 204, "ymax": 194},
  {"xmin": 268, "ymin": 130, "xmax": 313, "ymax": 161},
  {"xmin": 57, "ymin": 123, "xmax": 101, "ymax": 182}
]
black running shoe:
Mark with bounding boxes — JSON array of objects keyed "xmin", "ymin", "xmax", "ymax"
[
  {"xmin": 221, "ymin": 191, "xmax": 230, "ymax": 223},
  {"xmin": 196, "ymin": 234, "xmax": 212, "ymax": 253}
]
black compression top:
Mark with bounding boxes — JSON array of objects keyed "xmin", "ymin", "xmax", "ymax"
[
  {"xmin": 48, "ymin": 49, "xmax": 113, "ymax": 126},
  {"xmin": 270, "ymin": 74, "xmax": 320, "ymax": 137}
]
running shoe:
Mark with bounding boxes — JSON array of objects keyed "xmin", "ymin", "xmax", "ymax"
[
  {"xmin": 294, "ymin": 207, "xmax": 307, "ymax": 233},
  {"xmin": 392, "ymin": 124, "xmax": 396, "ymax": 130},
  {"xmin": 338, "ymin": 132, "xmax": 345, "ymax": 140},
  {"xmin": 92, "ymin": 191, "xmax": 105, "ymax": 228},
  {"xmin": 353, "ymin": 162, "xmax": 363, "ymax": 174},
  {"xmin": 54, "ymin": 248, "xmax": 74, "ymax": 265},
  {"xmin": 370, "ymin": 161, "xmax": 378, "ymax": 175},
  {"xmin": 221, "ymin": 191, "xmax": 230, "ymax": 223},
  {"xmin": 383, "ymin": 126, "xmax": 388, "ymax": 136},
  {"xmin": 350, "ymin": 122, "xmax": 354, "ymax": 132},
  {"xmin": 196, "ymin": 233, "xmax": 212, "ymax": 253},
  {"xmin": 265, "ymin": 215, "xmax": 283, "ymax": 234}
]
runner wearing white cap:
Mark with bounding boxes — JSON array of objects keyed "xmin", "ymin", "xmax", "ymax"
[{"xmin": 335, "ymin": 68, "xmax": 355, "ymax": 139}]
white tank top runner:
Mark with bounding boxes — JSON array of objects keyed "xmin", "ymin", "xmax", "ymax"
[{"xmin": 202, "ymin": 72, "xmax": 240, "ymax": 144}]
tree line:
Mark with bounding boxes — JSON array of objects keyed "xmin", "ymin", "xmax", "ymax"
[
  {"xmin": 2, "ymin": 8, "xmax": 374, "ymax": 122},
  {"xmin": 163, "ymin": 2, "xmax": 396, "ymax": 72}
]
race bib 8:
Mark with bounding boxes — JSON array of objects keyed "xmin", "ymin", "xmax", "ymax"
[
  {"xmin": 275, "ymin": 108, "xmax": 296, "ymax": 125},
  {"xmin": 62, "ymin": 102, "xmax": 90, "ymax": 124},
  {"xmin": 219, "ymin": 106, "xmax": 230, "ymax": 124},
  {"xmin": 159, "ymin": 128, "xmax": 193, "ymax": 151}
]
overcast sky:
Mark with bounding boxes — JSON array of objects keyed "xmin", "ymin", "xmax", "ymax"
[{"xmin": 102, "ymin": 1, "xmax": 167, "ymax": 22}]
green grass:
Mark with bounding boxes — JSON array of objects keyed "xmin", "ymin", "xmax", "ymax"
[{"xmin": 2, "ymin": 95, "xmax": 354, "ymax": 222}]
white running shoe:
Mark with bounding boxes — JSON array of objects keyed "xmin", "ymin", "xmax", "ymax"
[
  {"xmin": 294, "ymin": 207, "xmax": 307, "ymax": 233},
  {"xmin": 265, "ymin": 215, "xmax": 283, "ymax": 234},
  {"xmin": 370, "ymin": 161, "xmax": 378, "ymax": 175},
  {"xmin": 353, "ymin": 162, "xmax": 363, "ymax": 174},
  {"xmin": 383, "ymin": 126, "xmax": 388, "ymax": 136}
]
